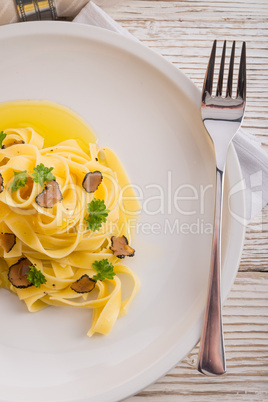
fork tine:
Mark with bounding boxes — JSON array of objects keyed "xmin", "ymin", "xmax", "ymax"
[
  {"xmin": 216, "ymin": 41, "xmax": 226, "ymax": 97},
  {"xmin": 237, "ymin": 42, "xmax": 246, "ymax": 100},
  {"xmin": 202, "ymin": 40, "xmax": 216, "ymax": 103},
  {"xmin": 226, "ymin": 41, "xmax": 235, "ymax": 97}
]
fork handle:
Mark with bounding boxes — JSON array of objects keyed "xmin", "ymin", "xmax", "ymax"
[{"xmin": 198, "ymin": 167, "xmax": 226, "ymax": 376}]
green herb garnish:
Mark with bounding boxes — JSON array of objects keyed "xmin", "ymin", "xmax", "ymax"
[
  {"xmin": 32, "ymin": 163, "xmax": 55, "ymax": 187},
  {"xmin": 84, "ymin": 198, "xmax": 109, "ymax": 231},
  {"xmin": 9, "ymin": 170, "xmax": 29, "ymax": 192},
  {"xmin": 92, "ymin": 259, "xmax": 115, "ymax": 281},
  {"xmin": 27, "ymin": 266, "xmax": 47, "ymax": 288},
  {"xmin": 0, "ymin": 131, "xmax": 7, "ymax": 148}
]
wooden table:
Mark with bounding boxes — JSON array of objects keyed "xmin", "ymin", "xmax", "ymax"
[{"xmin": 104, "ymin": 1, "xmax": 268, "ymax": 400}]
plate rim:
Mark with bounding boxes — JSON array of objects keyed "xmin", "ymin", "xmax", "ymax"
[{"xmin": 0, "ymin": 21, "xmax": 246, "ymax": 402}]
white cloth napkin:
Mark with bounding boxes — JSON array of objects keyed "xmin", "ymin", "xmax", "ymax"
[
  {"xmin": 74, "ymin": 1, "xmax": 268, "ymax": 223},
  {"xmin": 73, "ymin": 0, "xmax": 135, "ymax": 40}
]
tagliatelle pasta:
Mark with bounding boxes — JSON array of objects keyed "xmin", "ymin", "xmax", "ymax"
[{"xmin": 0, "ymin": 126, "xmax": 140, "ymax": 336}]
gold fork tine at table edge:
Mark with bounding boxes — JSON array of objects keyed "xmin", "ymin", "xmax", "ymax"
[{"xmin": 198, "ymin": 40, "xmax": 246, "ymax": 376}]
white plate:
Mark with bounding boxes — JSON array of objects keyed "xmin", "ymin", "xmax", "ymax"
[{"xmin": 0, "ymin": 22, "xmax": 245, "ymax": 402}]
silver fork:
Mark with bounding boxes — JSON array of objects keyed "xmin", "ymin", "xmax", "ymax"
[{"xmin": 198, "ymin": 40, "xmax": 246, "ymax": 376}]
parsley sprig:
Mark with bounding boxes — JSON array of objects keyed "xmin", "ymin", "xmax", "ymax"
[
  {"xmin": 0, "ymin": 131, "xmax": 6, "ymax": 148},
  {"xmin": 27, "ymin": 266, "xmax": 47, "ymax": 288},
  {"xmin": 9, "ymin": 170, "xmax": 29, "ymax": 192},
  {"xmin": 84, "ymin": 198, "xmax": 109, "ymax": 231},
  {"xmin": 32, "ymin": 163, "xmax": 55, "ymax": 187},
  {"xmin": 92, "ymin": 259, "xmax": 115, "ymax": 281}
]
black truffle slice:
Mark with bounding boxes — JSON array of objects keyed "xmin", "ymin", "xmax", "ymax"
[
  {"xmin": 0, "ymin": 173, "xmax": 3, "ymax": 193},
  {"xmin": 3, "ymin": 140, "xmax": 25, "ymax": 149},
  {"xmin": 35, "ymin": 180, "xmax": 63, "ymax": 208},
  {"xmin": 82, "ymin": 171, "xmax": 103, "ymax": 193},
  {"xmin": 110, "ymin": 235, "xmax": 135, "ymax": 259},
  {"xmin": 20, "ymin": 177, "xmax": 34, "ymax": 200},
  {"xmin": 8, "ymin": 257, "xmax": 33, "ymax": 289},
  {"xmin": 0, "ymin": 233, "xmax": 16, "ymax": 253},
  {"xmin": 71, "ymin": 274, "xmax": 96, "ymax": 293}
]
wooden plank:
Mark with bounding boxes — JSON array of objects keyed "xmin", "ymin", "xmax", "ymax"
[
  {"xmin": 125, "ymin": 272, "xmax": 268, "ymax": 401},
  {"xmin": 106, "ymin": 1, "xmax": 268, "ymax": 152},
  {"xmin": 241, "ymin": 206, "xmax": 268, "ymax": 271}
]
